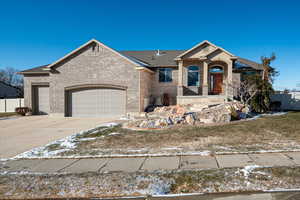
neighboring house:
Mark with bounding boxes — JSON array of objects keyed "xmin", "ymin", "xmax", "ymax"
[
  {"xmin": 0, "ymin": 81, "xmax": 23, "ymax": 99},
  {"xmin": 19, "ymin": 39, "xmax": 263, "ymax": 117}
]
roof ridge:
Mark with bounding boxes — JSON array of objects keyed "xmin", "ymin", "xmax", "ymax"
[
  {"xmin": 237, "ymin": 57, "xmax": 262, "ymax": 65},
  {"xmin": 119, "ymin": 49, "xmax": 186, "ymax": 52}
]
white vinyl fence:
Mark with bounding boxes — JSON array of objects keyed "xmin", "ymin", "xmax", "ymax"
[
  {"xmin": 0, "ymin": 98, "xmax": 24, "ymax": 113},
  {"xmin": 271, "ymin": 92, "xmax": 300, "ymax": 111}
]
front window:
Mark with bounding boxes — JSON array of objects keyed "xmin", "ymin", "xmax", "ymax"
[
  {"xmin": 188, "ymin": 66, "xmax": 200, "ymax": 86},
  {"xmin": 159, "ymin": 68, "xmax": 172, "ymax": 82}
]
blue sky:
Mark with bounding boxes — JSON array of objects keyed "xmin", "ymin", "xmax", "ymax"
[{"xmin": 0, "ymin": 0, "xmax": 299, "ymax": 90}]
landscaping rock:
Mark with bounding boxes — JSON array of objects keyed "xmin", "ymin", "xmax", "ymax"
[
  {"xmin": 185, "ymin": 113, "xmax": 196, "ymax": 125},
  {"xmin": 126, "ymin": 101, "xmax": 248, "ymax": 129}
]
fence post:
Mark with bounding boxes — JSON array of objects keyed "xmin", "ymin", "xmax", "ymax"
[{"xmin": 4, "ymin": 98, "xmax": 6, "ymax": 113}]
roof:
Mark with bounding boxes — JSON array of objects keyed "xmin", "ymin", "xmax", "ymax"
[
  {"xmin": 46, "ymin": 39, "xmax": 147, "ymax": 69},
  {"xmin": 120, "ymin": 50, "xmax": 185, "ymax": 67},
  {"xmin": 0, "ymin": 81, "xmax": 23, "ymax": 98},
  {"xmin": 20, "ymin": 42, "xmax": 264, "ymax": 73},
  {"xmin": 19, "ymin": 64, "xmax": 50, "ymax": 74},
  {"xmin": 176, "ymin": 40, "xmax": 234, "ymax": 58},
  {"xmin": 235, "ymin": 57, "xmax": 264, "ymax": 71}
]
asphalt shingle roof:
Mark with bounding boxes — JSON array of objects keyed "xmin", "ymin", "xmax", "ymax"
[
  {"xmin": 20, "ymin": 64, "xmax": 50, "ymax": 73},
  {"xmin": 120, "ymin": 50, "xmax": 185, "ymax": 67},
  {"xmin": 20, "ymin": 50, "xmax": 263, "ymax": 73}
]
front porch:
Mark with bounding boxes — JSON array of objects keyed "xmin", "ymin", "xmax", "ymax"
[
  {"xmin": 175, "ymin": 40, "xmax": 236, "ymax": 105},
  {"xmin": 177, "ymin": 95, "xmax": 226, "ymax": 105}
]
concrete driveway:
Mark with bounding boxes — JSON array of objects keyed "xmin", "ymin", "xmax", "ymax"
[{"xmin": 0, "ymin": 116, "xmax": 115, "ymax": 159}]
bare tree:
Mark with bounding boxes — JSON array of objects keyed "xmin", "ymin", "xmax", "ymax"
[
  {"xmin": 0, "ymin": 67, "xmax": 23, "ymax": 87},
  {"xmin": 235, "ymin": 76, "xmax": 259, "ymax": 105}
]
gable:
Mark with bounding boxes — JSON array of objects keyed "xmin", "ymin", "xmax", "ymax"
[
  {"xmin": 176, "ymin": 40, "xmax": 235, "ymax": 60},
  {"xmin": 206, "ymin": 49, "xmax": 233, "ymax": 63},
  {"xmin": 182, "ymin": 43, "xmax": 218, "ymax": 59},
  {"xmin": 48, "ymin": 39, "xmax": 147, "ymax": 70}
]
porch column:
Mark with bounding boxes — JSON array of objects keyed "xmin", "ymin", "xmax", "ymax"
[
  {"xmin": 177, "ymin": 60, "xmax": 184, "ymax": 96},
  {"xmin": 202, "ymin": 61, "xmax": 208, "ymax": 95},
  {"xmin": 226, "ymin": 60, "xmax": 233, "ymax": 99}
]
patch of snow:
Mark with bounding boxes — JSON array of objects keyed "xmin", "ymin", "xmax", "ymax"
[
  {"xmin": 161, "ymin": 147, "xmax": 182, "ymax": 150},
  {"xmin": 60, "ymin": 139, "xmax": 77, "ymax": 149},
  {"xmin": 14, "ymin": 122, "xmax": 119, "ymax": 159},
  {"xmin": 120, "ymin": 116, "xmax": 130, "ymax": 120},
  {"xmin": 101, "ymin": 122, "xmax": 119, "ymax": 127},
  {"xmin": 183, "ymin": 151, "xmax": 211, "ymax": 156},
  {"xmin": 134, "ymin": 176, "xmax": 173, "ymax": 195},
  {"xmin": 108, "ymin": 132, "xmax": 121, "ymax": 136},
  {"xmin": 152, "ymin": 192, "xmax": 204, "ymax": 197},
  {"xmin": 239, "ymin": 165, "xmax": 261, "ymax": 178},
  {"xmin": 215, "ymin": 148, "xmax": 300, "ymax": 155},
  {"xmin": 264, "ymin": 188, "xmax": 300, "ymax": 192},
  {"xmin": 78, "ymin": 137, "xmax": 97, "ymax": 141},
  {"xmin": 126, "ymin": 149, "xmax": 148, "ymax": 153},
  {"xmin": 246, "ymin": 112, "xmax": 287, "ymax": 121},
  {"xmin": 0, "ymin": 170, "xmax": 48, "ymax": 175}
]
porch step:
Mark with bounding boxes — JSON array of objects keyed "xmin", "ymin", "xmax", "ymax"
[{"xmin": 177, "ymin": 95, "xmax": 226, "ymax": 107}]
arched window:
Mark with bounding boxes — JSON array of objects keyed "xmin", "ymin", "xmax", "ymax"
[
  {"xmin": 188, "ymin": 66, "xmax": 200, "ymax": 86},
  {"xmin": 209, "ymin": 66, "xmax": 224, "ymax": 73}
]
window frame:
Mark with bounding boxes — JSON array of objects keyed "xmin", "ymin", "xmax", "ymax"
[
  {"xmin": 158, "ymin": 68, "xmax": 173, "ymax": 83},
  {"xmin": 188, "ymin": 66, "xmax": 200, "ymax": 86}
]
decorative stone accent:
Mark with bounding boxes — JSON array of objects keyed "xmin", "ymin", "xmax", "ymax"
[{"xmin": 126, "ymin": 101, "xmax": 249, "ymax": 129}]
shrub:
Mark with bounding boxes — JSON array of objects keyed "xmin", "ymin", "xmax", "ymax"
[
  {"xmin": 230, "ymin": 106, "xmax": 239, "ymax": 121},
  {"xmin": 15, "ymin": 107, "xmax": 31, "ymax": 116}
]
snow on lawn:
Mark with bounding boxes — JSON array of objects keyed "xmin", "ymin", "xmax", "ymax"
[
  {"xmin": 239, "ymin": 165, "xmax": 261, "ymax": 179},
  {"xmin": 133, "ymin": 176, "xmax": 174, "ymax": 195},
  {"xmin": 14, "ymin": 122, "xmax": 119, "ymax": 159}
]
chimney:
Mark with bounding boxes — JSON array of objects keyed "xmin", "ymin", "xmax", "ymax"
[{"xmin": 156, "ymin": 49, "xmax": 160, "ymax": 56}]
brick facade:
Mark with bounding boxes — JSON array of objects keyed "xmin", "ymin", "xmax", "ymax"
[
  {"xmin": 22, "ymin": 40, "xmax": 254, "ymax": 117},
  {"xmin": 24, "ymin": 43, "xmax": 141, "ymax": 116},
  {"xmin": 152, "ymin": 67, "xmax": 178, "ymax": 105},
  {"xmin": 23, "ymin": 74, "xmax": 50, "ymax": 109}
]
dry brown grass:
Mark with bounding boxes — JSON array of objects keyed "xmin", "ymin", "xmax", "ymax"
[
  {"xmin": 0, "ymin": 112, "xmax": 18, "ymax": 118},
  {"xmin": 61, "ymin": 112, "xmax": 300, "ymax": 156}
]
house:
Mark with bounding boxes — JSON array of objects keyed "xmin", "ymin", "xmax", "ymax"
[
  {"xmin": 0, "ymin": 81, "xmax": 23, "ymax": 99},
  {"xmin": 19, "ymin": 39, "xmax": 263, "ymax": 117}
]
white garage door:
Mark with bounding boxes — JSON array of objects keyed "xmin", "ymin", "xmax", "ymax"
[
  {"xmin": 37, "ymin": 86, "xmax": 50, "ymax": 114},
  {"xmin": 70, "ymin": 88, "xmax": 126, "ymax": 118}
]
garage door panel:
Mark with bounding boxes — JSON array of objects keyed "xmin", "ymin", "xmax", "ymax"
[
  {"xmin": 37, "ymin": 86, "xmax": 50, "ymax": 115},
  {"xmin": 70, "ymin": 88, "xmax": 125, "ymax": 118}
]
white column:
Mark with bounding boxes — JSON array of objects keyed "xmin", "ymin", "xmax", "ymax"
[
  {"xmin": 227, "ymin": 60, "xmax": 233, "ymax": 100},
  {"xmin": 177, "ymin": 60, "xmax": 184, "ymax": 96},
  {"xmin": 203, "ymin": 61, "xmax": 208, "ymax": 95}
]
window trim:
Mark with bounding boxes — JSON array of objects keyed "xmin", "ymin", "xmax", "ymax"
[
  {"xmin": 187, "ymin": 66, "xmax": 200, "ymax": 86},
  {"xmin": 158, "ymin": 68, "xmax": 173, "ymax": 83}
]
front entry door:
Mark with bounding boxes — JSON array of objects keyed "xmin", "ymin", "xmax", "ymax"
[{"xmin": 211, "ymin": 73, "xmax": 223, "ymax": 95}]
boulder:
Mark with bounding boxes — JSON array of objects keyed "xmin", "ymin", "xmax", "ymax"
[
  {"xmin": 185, "ymin": 113, "xmax": 196, "ymax": 125},
  {"xmin": 200, "ymin": 118, "xmax": 215, "ymax": 124},
  {"xmin": 127, "ymin": 101, "xmax": 247, "ymax": 129}
]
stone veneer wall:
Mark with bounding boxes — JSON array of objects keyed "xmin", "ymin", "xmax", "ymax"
[
  {"xmin": 182, "ymin": 60, "xmax": 204, "ymax": 95},
  {"xmin": 232, "ymin": 72, "xmax": 241, "ymax": 98}
]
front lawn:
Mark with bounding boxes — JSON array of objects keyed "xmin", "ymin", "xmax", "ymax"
[
  {"xmin": 17, "ymin": 112, "xmax": 300, "ymax": 158},
  {"xmin": 0, "ymin": 112, "xmax": 18, "ymax": 118}
]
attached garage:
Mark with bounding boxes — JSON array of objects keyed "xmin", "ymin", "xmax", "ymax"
[
  {"xmin": 66, "ymin": 87, "xmax": 126, "ymax": 118},
  {"xmin": 33, "ymin": 85, "xmax": 50, "ymax": 115}
]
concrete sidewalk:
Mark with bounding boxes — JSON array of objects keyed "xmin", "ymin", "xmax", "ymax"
[{"xmin": 1, "ymin": 152, "xmax": 300, "ymax": 174}]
